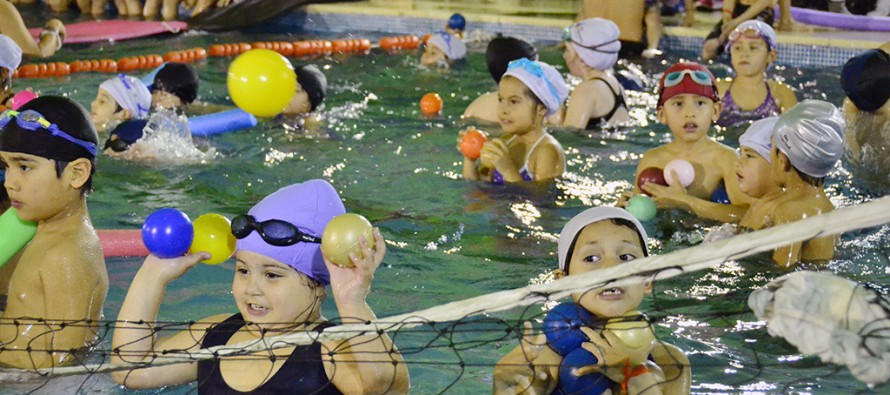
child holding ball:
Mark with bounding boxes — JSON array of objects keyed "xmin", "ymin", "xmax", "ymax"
[
  {"xmin": 461, "ymin": 58, "xmax": 568, "ymax": 184},
  {"xmin": 111, "ymin": 179, "xmax": 409, "ymax": 393},
  {"xmin": 493, "ymin": 207, "xmax": 690, "ymax": 394}
]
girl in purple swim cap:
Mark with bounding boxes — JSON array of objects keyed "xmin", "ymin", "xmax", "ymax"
[{"xmin": 111, "ymin": 179, "xmax": 409, "ymax": 394}]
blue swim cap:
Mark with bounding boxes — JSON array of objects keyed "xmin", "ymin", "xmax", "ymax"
[
  {"xmin": 448, "ymin": 13, "xmax": 466, "ymax": 31},
  {"xmin": 235, "ymin": 179, "xmax": 345, "ymax": 285}
]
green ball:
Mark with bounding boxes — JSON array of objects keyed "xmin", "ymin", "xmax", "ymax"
[{"xmin": 626, "ymin": 195, "xmax": 657, "ymax": 221}]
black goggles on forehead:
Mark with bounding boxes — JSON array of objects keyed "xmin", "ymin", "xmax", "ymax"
[{"xmin": 231, "ymin": 214, "xmax": 321, "ymax": 246}]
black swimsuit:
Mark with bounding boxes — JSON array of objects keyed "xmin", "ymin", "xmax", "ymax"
[
  {"xmin": 197, "ymin": 313, "xmax": 342, "ymax": 395},
  {"xmin": 585, "ymin": 77, "xmax": 628, "ymax": 130}
]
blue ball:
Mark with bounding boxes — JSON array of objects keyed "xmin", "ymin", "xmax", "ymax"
[
  {"xmin": 142, "ymin": 208, "xmax": 194, "ymax": 259},
  {"xmin": 710, "ymin": 184, "xmax": 731, "ymax": 204},
  {"xmin": 544, "ymin": 303, "xmax": 595, "ymax": 356},
  {"xmin": 447, "ymin": 13, "xmax": 466, "ymax": 31},
  {"xmin": 559, "ymin": 348, "xmax": 611, "ymax": 395}
]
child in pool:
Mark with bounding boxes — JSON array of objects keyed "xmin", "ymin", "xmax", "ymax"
[
  {"xmin": 461, "ymin": 58, "xmax": 569, "ymax": 184},
  {"xmin": 716, "ymin": 20, "xmax": 797, "ymax": 127},
  {"xmin": 91, "ymin": 74, "xmax": 152, "ymax": 133},
  {"xmin": 740, "ymin": 100, "xmax": 845, "ymax": 267},
  {"xmin": 150, "ymin": 62, "xmax": 200, "ymax": 110},
  {"xmin": 0, "ymin": 34, "xmax": 21, "ymax": 109},
  {"xmin": 463, "ymin": 35, "xmax": 538, "ymax": 124},
  {"xmin": 701, "ymin": 0, "xmax": 776, "ymax": 61},
  {"xmin": 493, "ymin": 207, "xmax": 691, "ymax": 394},
  {"xmin": 0, "ymin": 96, "xmax": 107, "ymax": 369},
  {"xmin": 840, "ymin": 43, "xmax": 890, "ymax": 177},
  {"xmin": 421, "ymin": 31, "xmax": 467, "ymax": 67},
  {"xmin": 562, "ymin": 18, "xmax": 631, "ymax": 130},
  {"xmin": 642, "ymin": 117, "xmax": 776, "ymax": 222},
  {"xmin": 0, "ymin": 1, "xmax": 64, "ymax": 58},
  {"xmin": 111, "ymin": 179, "xmax": 409, "ymax": 393},
  {"xmin": 281, "ymin": 64, "xmax": 327, "ymax": 116},
  {"xmin": 626, "ymin": 62, "xmax": 743, "ymax": 204}
]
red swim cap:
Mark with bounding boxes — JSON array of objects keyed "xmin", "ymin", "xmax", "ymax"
[{"xmin": 657, "ymin": 62, "xmax": 719, "ymax": 106}]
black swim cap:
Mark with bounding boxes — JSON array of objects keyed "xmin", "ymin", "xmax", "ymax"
[
  {"xmin": 153, "ymin": 63, "xmax": 199, "ymax": 104},
  {"xmin": 0, "ymin": 96, "xmax": 98, "ymax": 162},
  {"xmin": 104, "ymin": 119, "xmax": 148, "ymax": 152},
  {"xmin": 486, "ymin": 35, "xmax": 538, "ymax": 83},
  {"xmin": 294, "ymin": 65, "xmax": 327, "ymax": 112},
  {"xmin": 842, "ymin": 48, "xmax": 890, "ymax": 113}
]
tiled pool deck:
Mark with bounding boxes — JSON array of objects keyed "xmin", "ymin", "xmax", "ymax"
[{"xmin": 300, "ymin": 1, "xmax": 887, "ymax": 68}]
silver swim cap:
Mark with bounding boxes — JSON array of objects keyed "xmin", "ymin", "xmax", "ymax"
[
  {"xmin": 773, "ymin": 100, "xmax": 845, "ymax": 178},
  {"xmin": 557, "ymin": 207, "xmax": 648, "ymax": 271}
]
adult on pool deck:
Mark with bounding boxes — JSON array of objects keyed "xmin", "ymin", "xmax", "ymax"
[{"xmin": 0, "ymin": 0, "xmax": 65, "ymax": 58}]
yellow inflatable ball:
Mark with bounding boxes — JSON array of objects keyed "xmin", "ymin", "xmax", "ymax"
[
  {"xmin": 189, "ymin": 213, "xmax": 236, "ymax": 265},
  {"xmin": 226, "ymin": 49, "xmax": 297, "ymax": 117},
  {"xmin": 605, "ymin": 311, "xmax": 656, "ymax": 365},
  {"xmin": 321, "ymin": 213, "xmax": 375, "ymax": 268}
]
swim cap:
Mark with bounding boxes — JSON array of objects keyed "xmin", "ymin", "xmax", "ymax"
[
  {"xmin": 565, "ymin": 18, "xmax": 621, "ymax": 71},
  {"xmin": 294, "ymin": 65, "xmax": 327, "ymax": 111},
  {"xmin": 152, "ymin": 63, "xmax": 200, "ymax": 104},
  {"xmin": 100, "ymin": 74, "xmax": 152, "ymax": 119},
  {"xmin": 657, "ymin": 62, "xmax": 719, "ymax": 106},
  {"xmin": 426, "ymin": 31, "xmax": 467, "ymax": 61},
  {"xmin": 236, "ymin": 179, "xmax": 346, "ymax": 285},
  {"xmin": 558, "ymin": 207, "xmax": 649, "ymax": 272},
  {"xmin": 104, "ymin": 119, "xmax": 147, "ymax": 151},
  {"xmin": 738, "ymin": 116, "xmax": 778, "ymax": 163},
  {"xmin": 503, "ymin": 58, "xmax": 569, "ymax": 116},
  {"xmin": 0, "ymin": 96, "xmax": 99, "ymax": 162},
  {"xmin": 448, "ymin": 13, "xmax": 466, "ymax": 31},
  {"xmin": 724, "ymin": 20, "xmax": 777, "ymax": 53},
  {"xmin": 841, "ymin": 48, "xmax": 890, "ymax": 113},
  {"xmin": 0, "ymin": 34, "xmax": 22, "ymax": 75},
  {"xmin": 486, "ymin": 35, "xmax": 538, "ymax": 83},
  {"xmin": 773, "ymin": 100, "xmax": 845, "ymax": 178}
]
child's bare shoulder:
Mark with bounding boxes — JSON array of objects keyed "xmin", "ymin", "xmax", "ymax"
[
  {"xmin": 35, "ymin": 226, "xmax": 104, "ymax": 271},
  {"xmin": 772, "ymin": 193, "xmax": 832, "ymax": 224}
]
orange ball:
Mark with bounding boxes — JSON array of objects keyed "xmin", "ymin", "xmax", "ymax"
[
  {"xmin": 459, "ymin": 128, "xmax": 488, "ymax": 160},
  {"xmin": 420, "ymin": 92, "xmax": 443, "ymax": 116}
]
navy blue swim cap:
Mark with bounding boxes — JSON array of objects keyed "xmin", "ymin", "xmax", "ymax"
[
  {"xmin": 104, "ymin": 119, "xmax": 148, "ymax": 152},
  {"xmin": 842, "ymin": 49, "xmax": 890, "ymax": 113},
  {"xmin": 448, "ymin": 13, "xmax": 466, "ymax": 31}
]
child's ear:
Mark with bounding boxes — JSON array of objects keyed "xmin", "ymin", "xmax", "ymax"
[
  {"xmin": 655, "ymin": 106, "xmax": 665, "ymax": 123},
  {"xmin": 553, "ymin": 269, "xmax": 567, "ymax": 279},
  {"xmin": 65, "ymin": 158, "xmax": 92, "ymax": 190},
  {"xmin": 115, "ymin": 108, "xmax": 132, "ymax": 121},
  {"xmin": 768, "ymin": 49, "xmax": 778, "ymax": 65},
  {"xmin": 644, "ymin": 278, "xmax": 653, "ymax": 295},
  {"xmin": 711, "ymin": 100, "xmax": 723, "ymax": 122},
  {"xmin": 537, "ymin": 103, "xmax": 548, "ymax": 119}
]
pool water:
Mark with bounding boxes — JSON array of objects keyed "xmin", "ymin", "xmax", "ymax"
[{"xmin": 4, "ymin": 20, "xmax": 890, "ymax": 394}]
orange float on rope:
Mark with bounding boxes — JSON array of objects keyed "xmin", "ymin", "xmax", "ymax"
[
  {"xmin": 69, "ymin": 60, "xmax": 89, "ymax": 73},
  {"xmin": 379, "ymin": 35, "xmax": 420, "ymax": 51},
  {"xmin": 15, "ymin": 64, "xmax": 39, "ymax": 78},
  {"xmin": 117, "ymin": 56, "xmax": 140, "ymax": 72},
  {"xmin": 209, "ymin": 44, "xmax": 226, "ymax": 57},
  {"xmin": 163, "ymin": 51, "xmax": 183, "ymax": 63}
]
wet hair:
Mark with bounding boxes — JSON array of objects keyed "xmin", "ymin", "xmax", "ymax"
[
  {"xmin": 563, "ymin": 218, "xmax": 648, "ymax": 274},
  {"xmin": 0, "ymin": 96, "xmax": 98, "ymax": 196},
  {"xmin": 776, "ymin": 148, "xmax": 824, "ymax": 187},
  {"xmin": 486, "ymin": 35, "xmax": 537, "ymax": 83},
  {"xmin": 152, "ymin": 63, "xmax": 199, "ymax": 104},
  {"xmin": 294, "ymin": 65, "xmax": 327, "ymax": 111}
]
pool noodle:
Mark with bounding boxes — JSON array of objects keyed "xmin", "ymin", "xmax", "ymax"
[
  {"xmin": 0, "ymin": 208, "xmax": 37, "ymax": 269},
  {"xmin": 789, "ymin": 7, "xmax": 890, "ymax": 31},
  {"xmin": 189, "ymin": 109, "xmax": 258, "ymax": 136},
  {"xmin": 97, "ymin": 229, "xmax": 150, "ymax": 258}
]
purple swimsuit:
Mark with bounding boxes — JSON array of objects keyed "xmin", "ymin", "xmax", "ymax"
[{"xmin": 717, "ymin": 82, "xmax": 780, "ymax": 127}]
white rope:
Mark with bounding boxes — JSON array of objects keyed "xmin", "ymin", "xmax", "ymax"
[{"xmin": 28, "ymin": 196, "xmax": 890, "ymax": 376}]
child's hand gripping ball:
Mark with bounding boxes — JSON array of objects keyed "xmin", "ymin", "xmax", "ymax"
[{"xmin": 321, "ymin": 213, "xmax": 375, "ymax": 268}]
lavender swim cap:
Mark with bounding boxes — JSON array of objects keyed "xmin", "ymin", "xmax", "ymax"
[{"xmin": 236, "ymin": 179, "xmax": 345, "ymax": 285}]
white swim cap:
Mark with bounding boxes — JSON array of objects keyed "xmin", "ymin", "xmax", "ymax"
[
  {"xmin": 564, "ymin": 18, "xmax": 621, "ymax": 71},
  {"xmin": 0, "ymin": 34, "xmax": 23, "ymax": 75},
  {"xmin": 739, "ymin": 116, "xmax": 778, "ymax": 163},
  {"xmin": 773, "ymin": 100, "xmax": 845, "ymax": 178},
  {"xmin": 426, "ymin": 32, "xmax": 467, "ymax": 61},
  {"xmin": 558, "ymin": 207, "xmax": 648, "ymax": 272},
  {"xmin": 99, "ymin": 74, "xmax": 152, "ymax": 119},
  {"xmin": 502, "ymin": 58, "xmax": 569, "ymax": 116}
]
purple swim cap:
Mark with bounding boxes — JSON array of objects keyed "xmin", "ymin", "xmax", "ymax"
[{"xmin": 236, "ymin": 179, "xmax": 345, "ymax": 285}]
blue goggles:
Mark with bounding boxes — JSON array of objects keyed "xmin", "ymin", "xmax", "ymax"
[
  {"xmin": 0, "ymin": 110, "xmax": 99, "ymax": 156},
  {"xmin": 506, "ymin": 58, "xmax": 561, "ymax": 107},
  {"xmin": 563, "ymin": 25, "xmax": 619, "ymax": 54},
  {"xmin": 663, "ymin": 69, "xmax": 713, "ymax": 88}
]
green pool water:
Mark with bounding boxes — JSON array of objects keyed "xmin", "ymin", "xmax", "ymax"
[{"xmin": 3, "ymin": 19, "xmax": 889, "ymax": 394}]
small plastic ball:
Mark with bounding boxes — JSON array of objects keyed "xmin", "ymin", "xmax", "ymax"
[
  {"xmin": 636, "ymin": 167, "xmax": 667, "ymax": 194},
  {"xmin": 543, "ymin": 302, "xmax": 595, "ymax": 356},
  {"xmin": 459, "ymin": 128, "xmax": 488, "ymax": 160},
  {"xmin": 189, "ymin": 213, "xmax": 236, "ymax": 265},
  {"xmin": 663, "ymin": 159, "xmax": 695, "ymax": 187},
  {"xmin": 227, "ymin": 49, "xmax": 297, "ymax": 117},
  {"xmin": 710, "ymin": 184, "xmax": 730, "ymax": 204},
  {"xmin": 420, "ymin": 92, "xmax": 443, "ymax": 116},
  {"xmin": 626, "ymin": 195, "xmax": 657, "ymax": 221},
  {"xmin": 10, "ymin": 90, "xmax": 38, "ymax": 110},
  {"xmin": 605, "ymin": 311, "xmax": 655, "ymax": 364},
  {"xmin": 142, "ymin": 208, "xmax": 194, "ymax": 259},
  {"xmin": 558, "ymin": 348, "xmax": 611, "ymax": 395},
  {"xmin": 321, "ymin": 213, "xmax": 375, "ymax": 268}
]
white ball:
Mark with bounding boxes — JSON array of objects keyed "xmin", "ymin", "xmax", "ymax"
[{"xmin": 663, "ymin": 159, "xmax": 695, "ymax": 187}]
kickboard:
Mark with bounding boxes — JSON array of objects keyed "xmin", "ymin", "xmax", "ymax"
[{"xmin": 30, "ymin": 20, "xmax": 188, "ymax": 44}]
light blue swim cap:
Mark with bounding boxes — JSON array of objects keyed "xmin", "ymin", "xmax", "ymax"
[{"xmin": 236, "ymin": 179, "xmax": 346, "ymax": 285}]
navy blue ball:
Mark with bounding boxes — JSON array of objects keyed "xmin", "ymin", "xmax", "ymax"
[
  {"xmin": 710, "ymin": 184, "xmax": 731, "ymax": 204},
  {"xmin": 544, "ymin": 303, "xmax": 595, "ymax": 355},
  {"xmin": 559, "ymin": 347, "xmax": 611, "ymax": 394},
  {"xmin": 448, "ymin": 13, "xmax": 466, "ymax": 31}
]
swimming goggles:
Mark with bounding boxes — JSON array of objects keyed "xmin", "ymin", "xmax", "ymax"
[
  {"xmin": 562, "ymin": 25, "xmax": 619, "ymax": 54},
  {"xmin": 663, "ymin": 69, "xmax": 713, "ymax": 88},
  {"xmin": 507, "ymin": 58, "xmax": 561, "ymax": 106},
  {"xmin": 231, "ymin": 214, "xmax": 321, "ymax": 246},
  {"xmin": 0, "ymin": 109, "xmax": 99, "ymax": 156}
]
